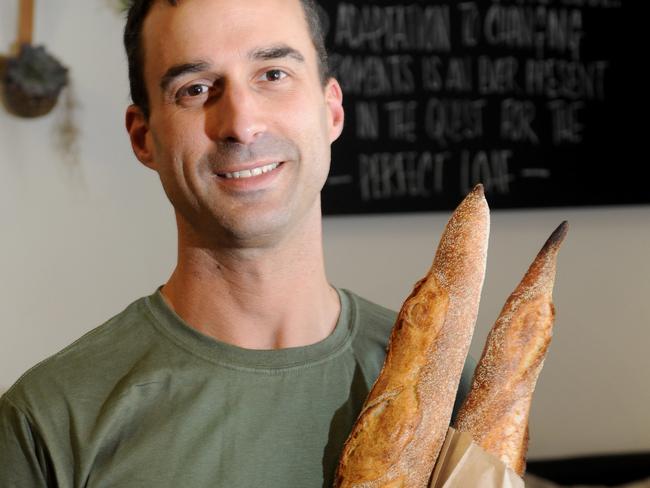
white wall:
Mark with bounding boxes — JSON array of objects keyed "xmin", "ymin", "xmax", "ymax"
[{"xmin": 1, "ymin": 1, "xmax": 649, "ymax": 460}]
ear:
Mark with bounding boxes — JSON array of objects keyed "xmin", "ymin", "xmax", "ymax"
[
  {"xmin": 125, "ymin": 104, "xmax": 156, "ymax": 170},
  {"xmin": 324, "ymin": 78, "xmax": 344, "ymax": 143}
]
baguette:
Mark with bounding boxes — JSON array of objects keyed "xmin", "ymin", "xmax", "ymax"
[
  {"xmin": 334, "ymin": 185, "xmax": 490, "ymax": 488},
  {"xmin": 453, "ymin": 221, "xmax": 568, "ymax": 475}
]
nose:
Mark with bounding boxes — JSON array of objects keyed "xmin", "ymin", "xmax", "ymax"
[{"xmin": 208, "ymin": 81, "xmax": 267, "ymax": 145}]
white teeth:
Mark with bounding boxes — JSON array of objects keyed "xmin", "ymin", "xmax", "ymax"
[{"xmin": 222, "ymin": 162, "xmax": 280, "ymax": 179}]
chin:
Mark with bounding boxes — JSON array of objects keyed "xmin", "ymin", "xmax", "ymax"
[{"xmin": 217, "ymin": 210, "xmax": 295, "ymax": 248}]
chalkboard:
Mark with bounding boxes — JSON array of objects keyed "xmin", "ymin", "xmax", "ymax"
[{"xmin": 319, "ymin": 0, "xmax": 645, "ymax": 214}]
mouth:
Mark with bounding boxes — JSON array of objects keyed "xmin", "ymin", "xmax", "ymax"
[{"xmin": 218, "ymin": 161, "xmax": 283, "ymax": 179}]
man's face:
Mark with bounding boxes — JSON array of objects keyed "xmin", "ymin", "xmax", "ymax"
[{"xmin": 129, "ymin": 0, "xmax": 344, "ymax": 248}]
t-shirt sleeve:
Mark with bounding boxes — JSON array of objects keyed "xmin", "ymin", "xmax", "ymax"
[{"xmin": 0, "ymin": 394, "xmax": 51, "ymax": 487}]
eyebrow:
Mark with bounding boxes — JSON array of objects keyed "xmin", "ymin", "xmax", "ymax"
[{"xmin": 248, "ymin": 44, "xmax": 305, "ymax": 63}]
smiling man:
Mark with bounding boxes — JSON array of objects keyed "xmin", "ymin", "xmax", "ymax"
[
  {"xmin": 125, "ymin": 0, "xmax": 344, "ymax": 351},
  {"xmin": 0, "ymin": 1, "xmax": 474, "ymax": 486}
]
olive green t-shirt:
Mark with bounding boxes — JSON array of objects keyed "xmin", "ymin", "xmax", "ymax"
[{"xmin": 0, "ymin": 288, "xmax": 475, "ymax": 487}]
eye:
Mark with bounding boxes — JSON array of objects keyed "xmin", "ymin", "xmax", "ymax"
[
  {"xmin": 260, "ymin": 69, "xmax": 288, "ymax": 82},
  {"xmin": 176, "ymin": 83, "xmax": 210, "ymax": 99}
]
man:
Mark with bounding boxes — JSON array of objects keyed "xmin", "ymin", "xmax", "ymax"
[{"xmin": 0, "ymin": 0, "xmax": 474, "ymax": 486}]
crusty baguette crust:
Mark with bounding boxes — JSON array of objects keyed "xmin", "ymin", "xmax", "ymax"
[
  {"xmin": 335, "ymin": 185, "xmax": 489, "ymax": 488},
  {"xmin": 453, "ymin": 221, "xmax": 568, "ymax": 475}
]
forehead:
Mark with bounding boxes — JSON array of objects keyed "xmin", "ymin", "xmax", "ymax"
[{"xmin": 141, "ymin": 0, "xmax": 314, "ymax": 80}]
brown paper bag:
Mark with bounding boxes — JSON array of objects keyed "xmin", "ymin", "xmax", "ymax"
[{"xmin": 429, "ymin": 428, "xmax": 525, "ymax": 488}]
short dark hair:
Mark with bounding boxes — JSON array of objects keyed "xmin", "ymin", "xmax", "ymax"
[{"xmin": 124, "ymin": 0, "xmax": 330, "ymax": 119}]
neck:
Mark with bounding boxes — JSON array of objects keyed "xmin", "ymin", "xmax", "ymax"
[{"xmin": 161, "ymin": 209, "xmax": 340, "ymax": 350}]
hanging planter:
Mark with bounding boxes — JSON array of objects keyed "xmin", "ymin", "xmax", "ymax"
[
  {"xmin": 2, "ymin": 0, "xmax": 69, "ymax": 118},
  {"xmin": 4, "ymin": 44, "xmax": 68, "ymax": 117}
]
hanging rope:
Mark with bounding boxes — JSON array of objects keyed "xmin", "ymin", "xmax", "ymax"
[{"xmin": 17, "ymin": 0, "xmax": 34, "ymax": 47}]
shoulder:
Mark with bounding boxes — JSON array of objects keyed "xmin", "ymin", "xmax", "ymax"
[
  {"xmin": 336, "ymin": 289, "xmax": 395, "ymax": 387},
  {"xmin": 4, "ymin": 295, "xmax": 156, "ymax": 411},
  {"xmin": 342, "ymin": 289, "xmax": 397, "ymax": 347}
]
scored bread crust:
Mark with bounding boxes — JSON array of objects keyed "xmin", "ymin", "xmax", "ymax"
[
  {"xmin": 334, "ymin": 185, "xmax": 490, "ymax": 488},
  {"xmin": 453, "ymin": 221, "xmax": 568, "ymax": 476}
]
